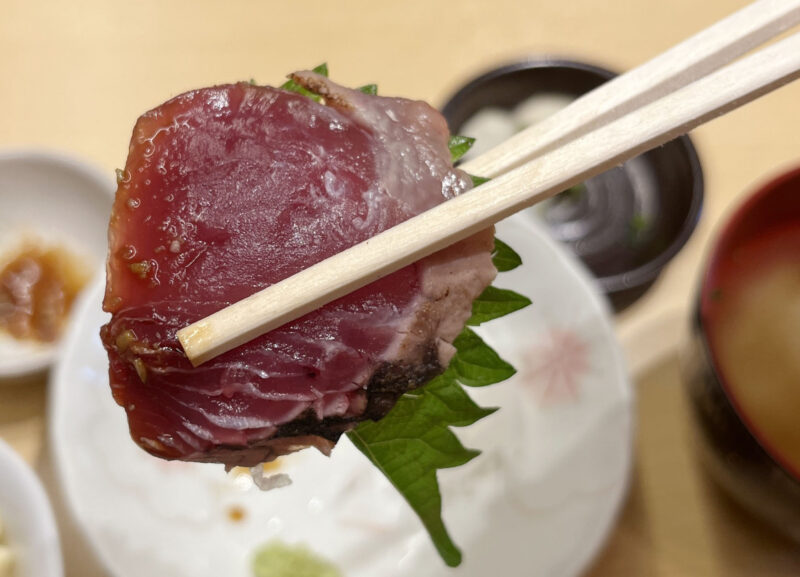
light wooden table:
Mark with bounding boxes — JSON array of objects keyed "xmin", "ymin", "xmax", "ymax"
[{"xmin": 1, "ymin": 0, "xmax": 799, "ymax": 574}]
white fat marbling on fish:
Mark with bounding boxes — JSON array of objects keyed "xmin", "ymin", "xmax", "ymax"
[
  {"xmin": 181, "ymin": 422, "xmax": 217, "ymax": 443},
  {"xmin": 323, "ymin": 170, "xmax": 348, "ymax": 198},
  {"xmin": 292, "ymin": 71, "xmax": 497, "ymax": 379},
  {"xmin": 380, "ymin": 231, "xmax": 496, "ymax": 366},
  {"xmin": 194, "ymin": 406, "xmax": 285, "ymax": 430},
  {"xmin": 293, "ymin": 71, "xmax": 472, "ymax": 215}
]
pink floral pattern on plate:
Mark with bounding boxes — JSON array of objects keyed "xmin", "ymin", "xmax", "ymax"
[{"xmin": 521, "ymin": 327, "xmax": 590, "ymax": 406}]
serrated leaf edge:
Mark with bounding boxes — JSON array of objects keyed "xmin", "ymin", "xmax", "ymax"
[{"xmin": 278, "ymin": 72, "xmax": 532, "ymax": 568}]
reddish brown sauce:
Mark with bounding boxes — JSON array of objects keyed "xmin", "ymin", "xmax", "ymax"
[{"xmin": 0, "ymin": 244, "xmax": 90, "ymax": 343}]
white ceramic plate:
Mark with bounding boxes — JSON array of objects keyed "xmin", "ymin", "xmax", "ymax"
[
  {"xmin": 50, "ymin": 214, "xmax": 632, "ymax": 577},
  {"xmin": 0, "ymin": 151, "xmax": 114, "ymax": 379},
  {"xmin": 0, "ymin": 438, "xmax": 63, "ymax": 577}
]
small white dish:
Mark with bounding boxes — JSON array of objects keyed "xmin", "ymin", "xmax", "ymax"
[
  {"xmin": 51, "ymin": 215, "xmax": 633, "ymax": 577},
  {"xmin": 0, "ymin": 438, "xmax": 63, "ymax": 577},
  {"xmin": 0, "ymin": 150, "xmax": 113, "ymax": 380}
]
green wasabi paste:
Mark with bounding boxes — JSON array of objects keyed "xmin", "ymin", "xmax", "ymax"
[{"xmin": 252, "ymin": 541, "xmax": 343, "ymax": 577}]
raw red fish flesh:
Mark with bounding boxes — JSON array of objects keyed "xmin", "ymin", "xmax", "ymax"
[{"xmin": 101, "ymin": 72, "xmax": 496, "ymax": 466}]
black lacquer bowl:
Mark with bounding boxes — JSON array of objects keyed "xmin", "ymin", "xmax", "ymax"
[{"xmin": 442, "ymin": 59, "xmax": 704, "ymax": 311}]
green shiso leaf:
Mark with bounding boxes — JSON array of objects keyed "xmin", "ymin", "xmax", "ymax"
[
  {"xmin": 467, "ymin": 285, "xmax": 532, "ymax": 326},
  {"xmin": 357, "ymin": 83, "xmax": 378, "ymax": 95},
  {"xmin": 280, "ymin": 82, "xmax": 322, "ymax": 102},
  {"xmin": 311, "ymin": 62, "xmax": 329, "ymax": 77},
  {"xmin": 280, "ymin": 63, "xmax": 329, "ymax": 102},
  {"xmin": 347, "ymin": 361, "xmax": 498, "ymax": 567},
  {"xmin": 348, "ymin": 302, "xmax": 523, "ymax": 565},
  {"xmin": 469, "ymin": 174, "xmax": 490, "ymax": 187},
  {"xmin": 448, "ymin": 135, "xmax": 475, "ymax": 162},
  {"xmin": 449, "ymin": 328, "xmax": 516, "ymax": 386},
  {"xmin": 491, "ymin": 237, "xmax": 523, "ymax": 272}
]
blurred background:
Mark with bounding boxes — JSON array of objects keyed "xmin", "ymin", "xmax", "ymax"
[
  {"xmin": 1, "ymin": 0, "xmax": 800, "ymax": 575},
  {"xmin": 2, "ymin": 0, "xmax": 798, "ymax": 362}
]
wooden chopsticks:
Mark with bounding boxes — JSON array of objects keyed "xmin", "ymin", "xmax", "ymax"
[
  {"xmin": 461, "ymin": 0, "xmax": 800, "ymax": 179},
  {"xmin": 178, "ymin": 0, "xmax": 800, "ymax": 366}
]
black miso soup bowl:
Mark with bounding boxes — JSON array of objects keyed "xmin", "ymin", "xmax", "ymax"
[{"xmin": 441, "ymin": 58, "xmax": 704, "ymax": 311}]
